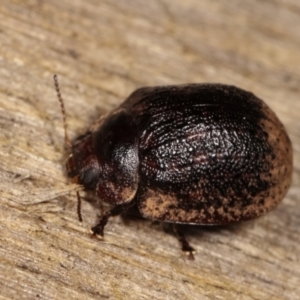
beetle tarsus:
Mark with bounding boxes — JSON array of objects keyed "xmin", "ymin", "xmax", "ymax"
[
  {"xmin": 172, "ymin": 224, "xmax": 195, "ymax": 260},
  {"xmin": 91, "ymin": 201, "xmax": 135, "ymax": 239},
  {"xmin": 183, "ymin": 246, "xmax": 196, "ymax": 261},
  {"xmin": 91, "ymin": 225, "xmax": 105, "ymax": 238}
]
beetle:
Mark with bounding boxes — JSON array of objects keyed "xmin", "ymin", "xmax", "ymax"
[{"xmin": 54, "ymin": 76, "xmax": 293, "ymax": 258}]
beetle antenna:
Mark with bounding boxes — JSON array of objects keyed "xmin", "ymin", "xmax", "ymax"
[
  {"xmin": 76, "ymin": 191, "xmax": 83, "ymax": 222},
  {"xmin": 54, "ymin": 74, "xmax": 72, "ymax": 148}
]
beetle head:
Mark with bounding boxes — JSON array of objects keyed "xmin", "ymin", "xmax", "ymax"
[
  {"xmin": 66, "ymin": 133, "xmax": 101, "ymax": 190},
  {"xmin": 54, "ymin": 75, "xmax": 139, "ymax": 205}
]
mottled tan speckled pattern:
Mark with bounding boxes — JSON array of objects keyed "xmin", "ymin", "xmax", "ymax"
[
  {"xmin": 257, "ymin": 102, "xmax": 293, "ymax": 210},
  {"xmin": 138, "ymin": 100, "xmax": 293, "ymax": 225}
]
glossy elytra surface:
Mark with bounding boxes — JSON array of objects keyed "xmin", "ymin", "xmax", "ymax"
[{"xmin": 67, "ymin": 84, "xmax": 293, "ymax": 228}]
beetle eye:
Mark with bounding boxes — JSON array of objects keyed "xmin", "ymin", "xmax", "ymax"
[{"xmin": 80, "ymin": 168, "xmax": 99, "ymax": 190}]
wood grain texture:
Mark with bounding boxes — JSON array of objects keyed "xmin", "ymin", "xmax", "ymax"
[{"xmin": 0, "ymin": 0, "xmax": 299, "ymax": 299}]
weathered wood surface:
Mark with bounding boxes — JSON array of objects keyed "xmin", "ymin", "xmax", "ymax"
[{"xmin": 0, "ymin": 1, "xmax": 299, "ymax": 299}]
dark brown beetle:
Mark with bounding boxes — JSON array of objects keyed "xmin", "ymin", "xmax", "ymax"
[{"xmin": 54, "ymin": 76, "xmax": 293, "ymax": 258}]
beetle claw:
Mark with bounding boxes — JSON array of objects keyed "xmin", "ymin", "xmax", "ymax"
[
  {"xmin": 182, "ymin": 246, "xmax": 196, "ymax": 260},
  {"xmin": 90, "ymin": 227, "xmax": 104, "ymax": 239}
]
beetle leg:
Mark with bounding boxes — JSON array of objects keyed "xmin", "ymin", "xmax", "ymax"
[
  {"xmin": 172, "ymin": 224, "xmax": 195, "ymax": 260},
  {"xmin": 91, "ymin": 201, "xmax": 135, "ymax": 238}
]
